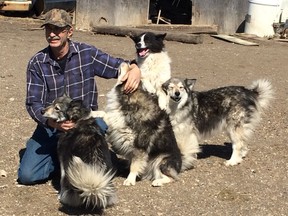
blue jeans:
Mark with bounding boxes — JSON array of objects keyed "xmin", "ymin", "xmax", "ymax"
[{"xmin": 18, "ymin": 117, "xmax": 108, "ymax": 185}]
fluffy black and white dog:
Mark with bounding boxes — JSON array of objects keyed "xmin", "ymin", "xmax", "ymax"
[
  {"xmin": 162, "ymin": 78, "xmax": 273, "ymax": 166},
  {"xmin": 130, "ymin": 32, "xmax": 171, "ymax": 110},
  {"xmin": 42, "ymin": 95, "xmax": 117, "ymax": 209},
  {"xmin": 104, "ymin": 63, "xmax": 182, "ymax": 187}
]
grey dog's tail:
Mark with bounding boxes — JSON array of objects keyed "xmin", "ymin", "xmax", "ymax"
[
  {"xmin": 249, "ymin": 79, "xmax": 274, "ymax": 112},
  {"xmin": 66, "ymin": 156, "xmax": 117, "ymax": 209}
]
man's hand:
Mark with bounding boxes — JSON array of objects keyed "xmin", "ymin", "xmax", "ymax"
[
  {"xmin": 121, "ymin": 63, "xmax": 141, "ymax": 94},
  {"xmin": 47, "ymin": 118, "xmax": 75, "ymax": 131}
]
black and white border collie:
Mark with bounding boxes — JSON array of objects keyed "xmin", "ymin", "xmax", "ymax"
[{"xmin": 130, "ymin": 32, "xmax": 171, "ymax": 110}]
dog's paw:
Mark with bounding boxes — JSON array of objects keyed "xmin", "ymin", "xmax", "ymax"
[
  {"xmin": 123, "ymin": 173, "xmax": 137, "ymax": 186},
  {"xmin": 142, "ymin": 79, "xmax": 156, "ymax": 94},
  {"xmin": 152, "ymin": 175, "xmax": 172, "ymax": 187},
  {"xmin": 151, "ymin": 179, "xmax": 164, "ymax": 187},
  {"xmin": 117, "ymin": 62, "xmax": 130, "ymax": 85},
  {"xmin": 145, "ymin": 86, "xmax": 156, "ymax": 94},
  {"xmin": 123, "ymin": 178, "xmax": 136, "ymax": 186},
  {"xmin": 224, "ymin": 158, "xmax": 242, "ymax": 166},
  {"xmin": 158, "ymin": 102, "xmax": 168, "ymax": 111},
  {"xmin": 157, "ymin": 91, "xmax": 169, "ymax": 111}
]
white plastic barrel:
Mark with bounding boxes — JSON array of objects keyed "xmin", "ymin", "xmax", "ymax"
[
  {"xmin": 280, "ymin": 0, "xmax": 288, "ymax": 22},
  {"xmin": 245, "ymin": 0, "xmax": 281, "ymax": 37}
]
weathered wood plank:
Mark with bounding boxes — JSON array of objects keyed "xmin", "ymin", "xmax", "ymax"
[
  {"xmin": 211, "ymin": 34, "xmax": 259, "ymax": 46},
  {"xmin": 91, "ymin": 26, "xmax": 203, "ymax": 44},
  {"xmin": 136, "ymin": 24, "xmax": 218, "ymax": 35}
]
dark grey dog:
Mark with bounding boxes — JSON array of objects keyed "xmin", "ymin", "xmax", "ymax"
[
  {"xmin": 104, "ymin": 63, "xmax": 182, "ymax": 187},
  {"xmin": 42, "ymin": 95, "xmax": 117, "ymax": 209},
  {"xmin": 162, "ymin": 78, "xmax": 273, "ymax": 166}
]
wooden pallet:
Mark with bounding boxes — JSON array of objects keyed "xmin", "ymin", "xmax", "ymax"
[{"xmin": 211, "ymin": 34, "xmax": 259, "ymax": 46}]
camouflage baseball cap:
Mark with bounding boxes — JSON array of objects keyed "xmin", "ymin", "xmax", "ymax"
[{"xmin": 41, "ymin": 9, "xmax": 72, "ymax": 28}]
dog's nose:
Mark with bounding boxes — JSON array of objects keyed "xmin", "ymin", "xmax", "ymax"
[{"xmin": 175, "ymin": 91, "xmax": 180, "ymax": 97}]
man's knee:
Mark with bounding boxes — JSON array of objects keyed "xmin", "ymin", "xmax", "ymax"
[{"xmin": 17, "ymin": 168, "xmax": 38, "ymax": 185}]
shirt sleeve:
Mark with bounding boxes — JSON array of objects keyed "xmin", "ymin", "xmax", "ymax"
[
  {"xmin": 25, "ymin": 59, "xmax": 47, "ymax": 127},
  {"xmin": 91, "ymin": 47, "xmax": 127, "ymax": 78}
]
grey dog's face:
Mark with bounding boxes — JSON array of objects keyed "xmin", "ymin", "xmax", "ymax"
[
  {"xmin": 42, "ymin": 95, "xmax": 72, "ymax": 122},
  {"xmin": 162, "ymin": 78, "xmax": 196, "ymax": 103}
]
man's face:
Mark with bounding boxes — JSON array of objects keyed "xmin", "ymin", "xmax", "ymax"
[{"xmin": 44, "ymin": 24, "xmax": 73, "ymax": 48}]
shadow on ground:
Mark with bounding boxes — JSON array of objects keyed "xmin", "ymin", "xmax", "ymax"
[{"xmin": 198, "ymin": 142, "xmax": 232, "ymax": 160}]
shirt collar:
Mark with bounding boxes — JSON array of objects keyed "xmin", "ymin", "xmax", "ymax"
[{"xmin": 43, "ymin": 40, "xmax": 78, "ymax": 64}]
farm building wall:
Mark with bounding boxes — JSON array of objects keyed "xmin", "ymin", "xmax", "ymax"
[
  {"xmin": 75, "ymin": 0, "xmax": 150, "ymax": 31},
  {"xmin": 192, "ymin": 0, "xmax": 249, "ymax": 34}
]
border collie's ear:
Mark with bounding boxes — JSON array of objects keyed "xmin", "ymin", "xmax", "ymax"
[
  {"xmin": 129, "ymin": 33, "xmax": 137, "ymax": 42},
  {"xmin": 157, "ymin": 33, "xmax": 167, "ymax": 41},
  {"xmin": 184, "ymin": 79, "xmax": 196, "ymax": 91},
  {"xmin": 161, "ymin": 79, "xmax": 170, "ymax": 94}
]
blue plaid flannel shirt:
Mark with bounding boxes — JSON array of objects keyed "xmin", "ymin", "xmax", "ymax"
[{"xmin": 26, "ymin": 40, "xmax": 125, "ymax": 126}]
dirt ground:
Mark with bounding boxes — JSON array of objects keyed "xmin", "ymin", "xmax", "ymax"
[{"xmin": 0, "ymin": 14, "xmax": 287, "ymax": 216}]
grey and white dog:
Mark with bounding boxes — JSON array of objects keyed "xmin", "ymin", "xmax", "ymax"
[
  {"xmin": 162, "ymin": 78, "xmax": 273, "ymax": 167},
  {"xmin": 42, "ymin": 95, "xmax": 117, "ymax": 209}
]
